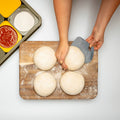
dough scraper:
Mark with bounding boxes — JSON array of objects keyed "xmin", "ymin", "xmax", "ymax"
[{"xmin": 71, "ymin": 37, "xmax": 94, "ymax": 63}]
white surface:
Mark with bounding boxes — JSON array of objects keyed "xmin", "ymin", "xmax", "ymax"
[{"xmin": 0, "ymin": 0, "xmax": 120, "ymax": 120}]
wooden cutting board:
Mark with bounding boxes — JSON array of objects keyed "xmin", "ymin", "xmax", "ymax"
[{"xmin": 19, "ymin": 41, "xmax": 98, "ymax": 99}]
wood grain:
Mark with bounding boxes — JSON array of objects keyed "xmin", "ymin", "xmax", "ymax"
[{"xmin": 19, "ymin": 41, "xmax": 98, "ymax": 99}]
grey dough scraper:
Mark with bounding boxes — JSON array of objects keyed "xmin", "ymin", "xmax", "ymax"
[{"xmin": 71, "ymin": 37, "xmax": 94, "ymax": 63}]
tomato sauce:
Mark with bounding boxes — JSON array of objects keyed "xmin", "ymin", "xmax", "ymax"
[{"xmin": 0, "ymin": 25, "xmax": 18, "ymax": 48}]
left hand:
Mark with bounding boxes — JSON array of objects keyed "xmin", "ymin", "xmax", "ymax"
[{"xmin": 55, "ymin": 40, "xmax": 69, "ymax": 70}]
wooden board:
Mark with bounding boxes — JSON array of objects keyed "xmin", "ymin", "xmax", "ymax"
[{"xmin": 19, "ymin": 41, "xmax": 98, "ymax": 99}]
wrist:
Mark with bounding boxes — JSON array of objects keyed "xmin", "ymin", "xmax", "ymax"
[
  {"xmin": 93, "ymin": 24, "xmax": 105, "ymax": 36},
  {"xmin": 93, "ymin": 17, "xmax": 107, "ymax": 35},
  {"xmin": 59, "ymin": 38, "xmax": 68, "ymax": 44}
]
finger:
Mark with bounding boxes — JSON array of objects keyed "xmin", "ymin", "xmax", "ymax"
[
  {"xmin": 94, "ymin": 45, "xmax": 101, "ymax": 50},
  {"xmin": 89, "ymin": 40, "xmax": 96, "ymax": 48},
  {"xmin": 94, "ymin": 41, "xmax": 103, "ymax": 50},
  {"xmin": 86, "ymin": 36, "xmax": 91, "ymax": 42},
  {"xmin": 56, "ymin": 53, "xmax": 61, "ymax": 63},
  {"xmin": 87, "ymin": 39, "xmax": 92, "ymax": 43},
  {"xmin": 62, "ymin": 62, "xmax": 68, "ymax": 70},
  {"xmin": 58, "ymin": 55, "xmax": 62, "ymax": 64},
  {"xmin": 60, "ymin": 52, "xmax": 67, "ymax": 64},
  {"xmin": 93, "ymin": 41, "xmax": 99, "ymax": 50},
  {"xmin": 59, "ymin": 55, "xmax": 64, "ymax": 64},
  {"xmin": 94, "ymin": 45, "xmax": 99, "ymax": 50},
  {"xmin": 88, "ymin": 39, "xmax": 94, "ymax": 45},
  {"xmin": 62, "ymin": 63, "xmax": 65, "ymax": 69},
  {"xmin": 86, "ymin": 36, "xmax": 93, "ymax": 43}
]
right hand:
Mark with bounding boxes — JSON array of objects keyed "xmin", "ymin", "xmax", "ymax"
[
  {"xmin": 86, "ymin": 29, "xmax": 104, "ymax": 50},
  {"xmin": 55, "ymin": 41, "xmax": 69, "ymax": 70}
]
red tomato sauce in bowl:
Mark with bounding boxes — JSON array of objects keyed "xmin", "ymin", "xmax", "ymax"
[{"xmin": 0, "ymin": 25, "xmax": 18, "ymax": 48}]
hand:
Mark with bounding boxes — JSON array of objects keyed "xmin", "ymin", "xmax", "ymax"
[
  {"xmin": 86, "ymin": 30, "xmax": 104, "ymax": 50},
  {"xmin": 56, "ymin": 41, "xmax": 69, "ymax": 70}
]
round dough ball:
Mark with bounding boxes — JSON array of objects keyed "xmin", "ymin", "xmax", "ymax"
[
  {"xmin": 34, "ymin": 46, "xmax": 57, "ymax": 70},
  {"xmin": 60, "ymin": 71, "xmax": 85, "ymax": 95},
  {"xmin": 34, "ymin": 72, "xmax": 56, "ymax": 97},
  {"xmin": 65, "ymin": 46, "xmax": 85, "ymax": 70}
]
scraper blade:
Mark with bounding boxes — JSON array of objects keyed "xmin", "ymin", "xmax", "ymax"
[{"xmin": 71, "ymin": 37, "xmax": 94, "ymax": 63}]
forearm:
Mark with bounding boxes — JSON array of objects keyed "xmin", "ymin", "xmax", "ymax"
[
  {"xmin": 53, "ymin": 0, "xmax": 72, "ymax": 42},
  {"xmin": 94, "ymin": 0, "xmax": 120, "ymax": 33}
]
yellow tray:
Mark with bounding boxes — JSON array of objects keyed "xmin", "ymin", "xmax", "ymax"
[
  {"xmin": 0, "ymin": 21, "xmax": 22, "ymax": 52},
  {"xmin": 0, "ymin": 0, "xmax": 21, "ymax": 18}
]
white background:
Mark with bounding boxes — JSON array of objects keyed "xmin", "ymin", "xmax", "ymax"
[{"xmin": 0, "ymin": 0, "xmax": 120, "ymax": 120}]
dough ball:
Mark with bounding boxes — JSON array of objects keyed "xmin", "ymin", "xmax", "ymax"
[
  {"xmin": 60, "ymin": 71, "xmax": 85, "ymax": 95},
  {"xmin": 34, "ymin": 46, "xmax": 57, "ymax": 70},
  {"xmin": 34, "ymin": 72, "xmax": 56, "ymax": 97},
  {"xmin": 65, "ymin": 46, "xmax": 85, "ymax": 70}
]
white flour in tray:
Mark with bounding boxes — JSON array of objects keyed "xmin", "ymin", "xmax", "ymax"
[{"xmin": 14, "ymin": 11, "xmax": 35, "ymax": 32}]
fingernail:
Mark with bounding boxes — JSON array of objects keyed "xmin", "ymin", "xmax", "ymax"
[{"xmin": 60, "ymin": 60, "xmax": 63, "ymax": 64}]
